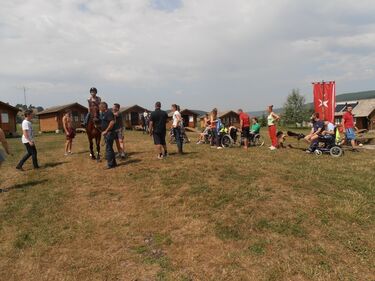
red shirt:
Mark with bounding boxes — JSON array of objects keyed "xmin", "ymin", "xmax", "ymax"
[
  {"xmin": 343, "ymin": 111, "xmax": 354, "ymax": 129},
  {"xmin": 239, "ymin": 112, "xmax": 250, "ymax": 128}
]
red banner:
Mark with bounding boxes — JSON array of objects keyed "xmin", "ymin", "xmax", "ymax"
[{"xmin": 313, "ymin": 81, "xmax": 336, "ymax": 123}]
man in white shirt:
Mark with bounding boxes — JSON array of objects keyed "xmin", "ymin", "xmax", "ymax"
[
  {"xmin": 16, "ymin": 110, "xmax": 39, "ymax": 170},
  {"xmin": 171, "ymin": 104, "xmax": 184, "ymax": 154}
]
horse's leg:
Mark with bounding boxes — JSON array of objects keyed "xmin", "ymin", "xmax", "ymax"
[{"xmin": 89, "ymin": 137, "xmax": 95, "ymax": 160}]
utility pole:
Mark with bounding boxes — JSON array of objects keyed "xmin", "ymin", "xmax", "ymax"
[{"xmin": 23, "ymin": 86, "xmax": 27, "ymax": 106}]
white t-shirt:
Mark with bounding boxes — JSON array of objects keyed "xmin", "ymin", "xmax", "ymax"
[
  {"xmin": 21, "ymin": 120, "xmax": 34, "ymax": 144},
  {"xmin": 172, "ymin": 111, "xmax": 182, "ymax": 128}
]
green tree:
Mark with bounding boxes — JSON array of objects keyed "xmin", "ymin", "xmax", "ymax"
[
  {"xmin": 259, "ymin": 113, "xmax": 267, "ymax": 127},
  {"xmin": 283, "ymin": 89, "xmax": 309, "ymax": 126}
]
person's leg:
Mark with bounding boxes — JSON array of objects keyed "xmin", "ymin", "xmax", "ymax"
[
  {"xmin": 174, "ymin": 128, "xmax": 183, "ymax": 153},
  {"xmin": 211, "ymin": 130, "xmax": 217, "ymax": 147},
  {"xmin": 106, "ymin": 134, "xmax": 116, "ymax": 168},
  {"xmin": 16, "ymin": 143, "xmax": 32, "ymax": 169},
  {"xmin": 243, "ymin": 128, "xmax": 249, "ymax": 149},
  {"xmin": 83, "ymin": 113, "xmax": 90, "ymax": 126},
  {"xmin": 30, "ymin": 145, "xmax": 39, "ymax": 168},
  {"xmin": 65, "ymin": 139, "xmax": 69, "ymax": 154},
  {"xmin": 269, "ymin": 125, "xmax": 277, "ymax": 148},
  {"xmin": 69, "ymin": 139, "xmax": 73, "ymax": 153}
]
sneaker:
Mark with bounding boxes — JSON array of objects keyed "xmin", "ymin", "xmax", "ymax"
[
  {"xmin": 217, "ymin": 147, "xmax": 223, "ymax": 150},
  {"xmin": 16, "ymin": 166, "xmax": 24, "ymax": 171},
  {"xmin": 68, "ymin": 151, "xmax": 72, "ymax": 154},
  {"xmin": 305, "ymin": 149, "xmax": 312, "ymax": 154},
  {"xmin": 269, "ymin": 146, "xmax": 277, "ymax": 151},
  {"xmin": 157, "ymin": 154, "xmax": 164, "ymax": 160},
  {"xmin": 163, "ymin": 152, "xmax": 168, "ymax": 158}
]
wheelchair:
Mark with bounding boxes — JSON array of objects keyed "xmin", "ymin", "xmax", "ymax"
[
  {"xmin": 310, "ymin": 134, "xmax": 343, "ymax": 157},
  {"xmin": 238, "ymin": 131, "xmax": 265, "ymax": 147}
]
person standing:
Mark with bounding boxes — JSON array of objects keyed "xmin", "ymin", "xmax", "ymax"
[
  {"xmin": 63, "ymin": 110, "xmax": 75, "ymax": 156},
  {"xmin": 210, "ymin": 108, "xmax": 220, "ymax": 149},
  {"xmin": 112, "ymin": 103, "xmax": 126, "ymax": 158},
  {"xmin": 171, "ymin": 104, "xmax": 184, "ymax": 154},
  {"xmin": 149, "ymin": 102, "xmax": 168, "ymax": 159},
  {"xmin": 0, "ymin": 128, "xmax": 11, "ymax": 167},
  {"xmin": 342, "ymin": 105, "xmax": 358, "ymax": 151},
  {"xmin": 99, "ymin": 102, "xmax": 117, "ymax": 169},
  {"xmin": 16, "ymin": 110, "xmax": 40, "ymax": 170},
  {"xmin": 267, "ymin": 105, "xmax": 280, "ymax": 151},
  {"xmin": 238, "ymin": 109, "xmax": 251, "ymax": 150}
]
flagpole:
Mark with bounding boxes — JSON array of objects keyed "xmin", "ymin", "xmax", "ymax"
[{"xmin": 322, "ymin": 80, "xmax": 325, "ymax": 121}]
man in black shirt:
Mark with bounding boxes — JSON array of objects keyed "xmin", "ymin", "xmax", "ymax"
[
  {"xmin": 99, "ymin": 102, "xmax": 117, "ymax": 169},
  {"xmin": 149, "ymin": 101, "xmax": 168, "ymax": 159}
]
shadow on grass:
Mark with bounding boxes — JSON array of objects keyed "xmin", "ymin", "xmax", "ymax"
[
  {"xmin": 119, "ymin": 159, "xmax": 142, "ymax": 166},
  {"xmin": 43, "ymin": 161, "xmax": 68, "ymax": 168},
  {"xmin": 167, "ymin": 151, "xmax": 198, "ymax": 156},
  {"xmin": 0, "ymin": 179, "xmax": 48, "ymax": 193}
]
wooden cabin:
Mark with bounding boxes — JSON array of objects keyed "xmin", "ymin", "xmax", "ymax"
[
  {"xmin": 167, "ymin": 109, "xmax": 205, "ymax": 128},
  {"xmin": 199, "ymin": 110, "xmax": 240, "ymax": 128},
  {"xmin": 335, "ymin": 99, "xmax": 375, "ymax": 130},
  {"xmin": 36, "ymin": 103, "xmax": 88, "ymax": 132},
  {"xmin": 0, "ymin": 101, "xmax": 20, "ymax": 136},
  {"xmin": 119, "ymin": 105, "xmax": 149, "ymax": 130}
]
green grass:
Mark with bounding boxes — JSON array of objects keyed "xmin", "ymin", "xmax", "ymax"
[{"xmin": 0, "ymin": 130, "xmax": 374, "ymax": 280}]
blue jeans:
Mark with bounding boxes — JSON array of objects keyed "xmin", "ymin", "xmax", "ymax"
[
  {"xmin": 173, "ymin": 127, "xmax": 183, "ymax": 153},
  {"xmin": 105, "ymin": 132, "xmax": 117, "ymax": 168},
  {"xmin": 84, "ymin": 113, "xmax": 90, "ymax": 126}
]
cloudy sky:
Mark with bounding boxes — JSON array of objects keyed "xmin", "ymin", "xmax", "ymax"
[{"xmin": 1, "ymin": 0, "xmax": 375, "ymax": 111}]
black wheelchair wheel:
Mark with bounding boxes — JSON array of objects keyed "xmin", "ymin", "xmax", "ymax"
[
  {"xmin": 253, "ymin": 134, "xmax": 265, "ymax": 147},
  {"xmin": 221, "ymin": 134, "xmax": 234, "ymax": 148},
  {"xmin": 330, "ymin": 146, "xmax": 343, "ymax": 157}
]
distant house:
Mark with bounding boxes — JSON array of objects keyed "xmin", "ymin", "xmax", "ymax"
[
  {"xmin": 198, "ymin": 110, "xmax": 240, "ymax": 128},
  {"xmin": 119, "ymin": 105, "xmax": 149, "ymax": 129},
  {"xmin": 0, "ymin": 101, "xmax": 20, "ymax": 136},
  {"xmin": 334, "ymin": 99, "xmax": 375, "ymax": 130},
  {"xmin": 167, "ymin": 109, "xmax": 204, "ymax": 128},
  {"xmin": 37, "ymin": 103, "xmax": 88, "ymax": 132}
]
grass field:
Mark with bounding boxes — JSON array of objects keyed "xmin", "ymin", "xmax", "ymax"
[{"xmin": 0, "ymin": 130, "xmax": 374, "ymax": 281}]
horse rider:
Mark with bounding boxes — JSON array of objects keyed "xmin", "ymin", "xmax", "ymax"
[{"xmin": 82, "ymin": 87, "xmax": 102, "ymax": 127}]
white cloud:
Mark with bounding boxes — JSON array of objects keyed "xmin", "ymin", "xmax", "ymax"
[{"xmin": 1, "ymin": 0, "xmax": 375, "ymax": 110}]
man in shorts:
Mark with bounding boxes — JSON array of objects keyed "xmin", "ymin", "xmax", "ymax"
[
  {"xmin": 238, "ymin": 109, "xmax": 251, "ymax": 150},
  {"xmin": 112, "ymin": 103, "xmax": 126, "ymax": 159},
  {"xmin": 0, "ymin": 128, "xmax": 11, "ymax": 167},
  {"xmin": 63, "ymin": 110, "xmax": 75, "ymax": 156},
  {"xmin": 342, "ymin": 105, "xmax": 358, "ymax": 151},
  {"xmin": 149, "ymin": 101, "xmax": 168, "ymax": 159}
]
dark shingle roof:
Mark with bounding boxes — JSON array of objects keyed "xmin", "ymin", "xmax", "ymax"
[{"xmin": 36, "ymin": 103, "xmax": 87, "ymax": 115}]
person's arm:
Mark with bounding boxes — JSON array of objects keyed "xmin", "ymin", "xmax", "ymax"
[
  {"xmin": 102, "ymin": 120, "xmax": 115, "ymax": 135},
  {"xmin": 0, "ymin": 129, "xmax": 10, "ymax": 155},
  {"xmin": 239, "ymin": 118, "xmax": 243, "ymax": 131},
  {"xmin": 341, "ymin": 115, "xmax": 346, "ymax": 130},
  {"xmin": 63, "ymin": 117, "xmax": 69, "ymax": 135},
  {"xmin": 272, "ymin": 112, "xmax": 280, "ymax": 121},
  {"xmin": 23, "ymin": 129, "xmax": 34, "ymax": 146}
]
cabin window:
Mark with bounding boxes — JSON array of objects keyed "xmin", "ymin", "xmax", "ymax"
[
  {"xmin": 72, "ymin": 111, "xmax": 79, "ymax": 122},
  {"xmin": 1, "ymin": 113, "xmax": 9, "ymax": 123},
  {"xmin": 81, "ymin": 114, "xmax": 85, "ymax": 121}
]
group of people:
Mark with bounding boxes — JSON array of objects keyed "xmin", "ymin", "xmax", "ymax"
[
  {"xmin": 196, "ymin": 105, "xmax": 279, "ymax": 150},
  {"xmin": 0, "ymin": 88, "xmax": 361, "ymax": 170},
  {"xmin": 304, "ymin": 105, "xmax": 359, "ymax": 153}
]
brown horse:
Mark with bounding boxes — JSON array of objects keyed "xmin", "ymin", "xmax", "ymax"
[{"xmin": 86, "ymin": 106, "xmax": 102, "ymax": 161}]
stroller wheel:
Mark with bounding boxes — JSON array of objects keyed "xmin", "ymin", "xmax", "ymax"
[
  {"xmin": 314, "ymin": 149, "xmax": 323, "ymax": 156},
  {"xmin": 330, "ymin": 146, "xmax": 343, "ymax": 157}
]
